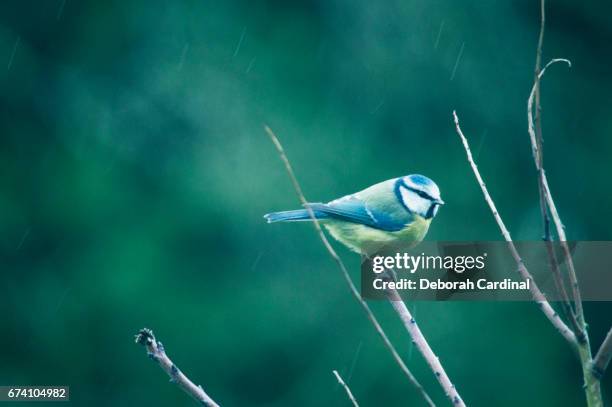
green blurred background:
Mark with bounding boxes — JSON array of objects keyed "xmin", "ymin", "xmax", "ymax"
[{"xmin": 1, "ymin": 0, "xmax": 611, "ymax": 405}]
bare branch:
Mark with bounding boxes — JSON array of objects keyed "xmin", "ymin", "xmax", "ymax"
[
  {"xmin": 540, "ymin": 172, "xmax": 585, "ymax": 323},
  {"xmin": 532, "ymin": 0, "xmax": 549, "ymax": 240},
  {"xmin": 386, "ymin": 288, "xmax": 465, "ymax": 406},
  {"xmin": 531, "ymin": 9, "xmax": 582, "ymax": 338},
  {"xmin": 592, "ymin": 328, "xmax": 612, "ymax": 379},
  {"xmin": 453, "ymin": 111, "xmax": 577, "ymax": 347},
  {"xmin": 527, "ymin": 59, "xmax": 586, "ymax": 335},
  {"xmin": 135, "ymin": 328, "xmax": 220, "ymax": 407},
  {"xmin": 528, "ymin": 58, "xmax": 571, "ymax": 167},
  {"xmin": 533, "ymin": 0, "xmax": 545, "ymax": 163},
  {"xmin": 544, "ymin": 243, "xmax": 583, "ymax": 338},
  {"xmin": 530, "ymin": 40, "xmax": 583, "ymax": 340},
  {"xmin": 528, "ymin": 8, "xmax": 602, "ymax": 403},
  {"xmin": 264, "ymin": 126, "xmax": 435, "ymax": 407},
  {"xmin": 332, "ymin": 370, "xmax": 360, "ymax": 407}
]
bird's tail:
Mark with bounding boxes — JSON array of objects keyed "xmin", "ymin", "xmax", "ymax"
[{"xmin": 264, "ymin": 209, "xmax": 328, "ymax": 223}]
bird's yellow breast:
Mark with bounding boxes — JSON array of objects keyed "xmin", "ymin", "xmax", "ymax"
[{"xmin": 323, "ymin": 215, "xmax": 432, "ymax": 254}]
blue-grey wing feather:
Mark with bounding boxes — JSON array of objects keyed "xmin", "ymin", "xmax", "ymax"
[
  {"xmin": 306, "ymin": 200, "xmax": 377, "ymax": 227},
  {"xmin": 306, "ymin": 188, "xmax": 411, "ymax": 232}
]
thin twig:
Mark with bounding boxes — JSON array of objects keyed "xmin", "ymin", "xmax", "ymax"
[
  {"xmin": 592, "ymin": 328, "xmax": 612, "ymax": 379},
  {"xmin": 533, "ymin": 0, "xmax": 545, "ymax": 164},
  {"xmin": 453, "ymin": 111, "xmax": 577, "ymax": 347},
  {"xmin": 527, "ymin": 58, "xmax": 571, "ymax": 165},
  {"xmin": 135, "ymin": 328, "xmax": 220, "ymax": 407},
  {"xmin": 527, "ymin": 14, "xmax": 602, "ymax": 404},
  {"xmin": 541, "ymin": 172, "xmax": 584, "ymax": 322},
  {"xmin": 530, "ymin": 38, "xmax": 583, "ymax": 340},
  {"xmin": 531, "ymin": 4, "xmax": 582, "ymax": 339},
  {"xmin": 386, "ymin": 289, "xmax": 465, "ymax": 406},
  {"xmin": 544, "ymin": 243, "xmax": 583, "ymax": 337},
  {"xmin": 533, "ymin": 0, "xmax": 550, "ymax": 244},
  {"xmin": 332, "ymin": 370, "xmax": 360, "ymax": 407},
  {"xmin": 527, "ymin": 58, "xmax": 586, "ymax": 336},
  {"xmin": 264, "ymin": 126, "xmax": 435, "ymax": 407}
]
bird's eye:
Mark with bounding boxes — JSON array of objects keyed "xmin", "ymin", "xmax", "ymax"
[
  {"xmin": 416, "ymin": 190, "xmax": 433, "ymax": 200},
  {"xmin": 403, "ymin": 183, "xmax": 436, "ymax": 201}
]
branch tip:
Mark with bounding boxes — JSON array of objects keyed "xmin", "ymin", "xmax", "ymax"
[
  {"xmin": 135, "ymin": 328, "xmax": 154, "ymax": 346},
  {"xmin": 134, "ymin": 328, "xmax": 220, "ymax": 407},
  {"xmin": 332, "ymin": 370, "xmax": 359, "ymax": 407}
]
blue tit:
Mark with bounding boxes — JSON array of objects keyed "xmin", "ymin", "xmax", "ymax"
[{"xmin": 264, "ymin": 174, "xmax": 444, "ymax": 254}]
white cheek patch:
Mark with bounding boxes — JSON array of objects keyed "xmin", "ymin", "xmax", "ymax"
[{"xmin": 400, "ymin": 186, "xmax": 431, "ymax": 217}]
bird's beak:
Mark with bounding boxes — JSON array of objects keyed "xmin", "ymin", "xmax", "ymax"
[{"xmin": 435, "ymin": 199, "xmax": 445, "ymax": 205}]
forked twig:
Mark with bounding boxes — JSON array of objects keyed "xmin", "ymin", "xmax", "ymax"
[
  {"xmin": 135, "ymin": 328, "xmax": 220, "ymax": 407},
  {"xmin": 453, "ymin": 111, "xmax": 577, "ymax": 347},
  {"xmin": 528, "ymin": 6, "xmax": 604, "ymax": 404},
  {"xmin": 333, "ymin": 370, "xmax": 360, "ymax": 407},
  {"xmin": 264, "ymin": 126, "xmax": 435, "ymax": 406},
  {"xmin": 530, "ymin": 12, "xmax": 583, "ymax": 338},
  {"xmin": 527, "ymin": 59, "xmax": 586, "ymax": 337}
]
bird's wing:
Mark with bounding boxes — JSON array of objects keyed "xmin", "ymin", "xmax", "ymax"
[{"xmin": 306, "ymin": 183, "xmax": 412, "ymax": 232}]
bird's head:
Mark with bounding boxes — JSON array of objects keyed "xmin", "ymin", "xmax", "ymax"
[{"xmin": 397, "ymin": 174, "xmax": 444, "ymax": 219}]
